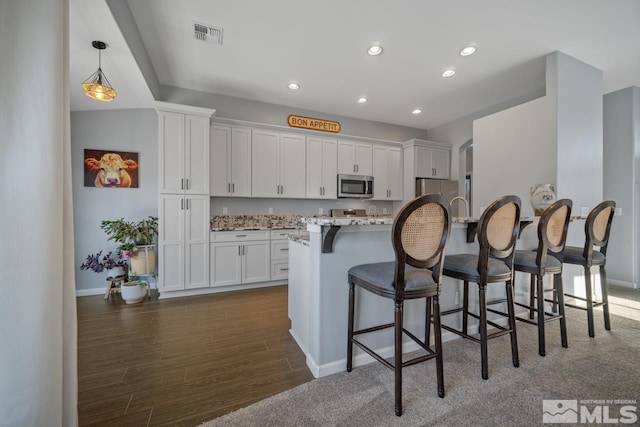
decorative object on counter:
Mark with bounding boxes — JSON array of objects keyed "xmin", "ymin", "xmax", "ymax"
[
  {"xmin": 80, "ymin": 250, "xmax": 127, "ymax": 278},
  {"xmin": 210, "ymin": 214, "xmax": 304, "ymax": 231},
  {"xmin": 529, "ymin": 183, "xmax": 556, "ymax": 216}
]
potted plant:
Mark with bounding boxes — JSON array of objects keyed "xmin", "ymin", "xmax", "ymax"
[
  {"xmin": 121, "ymin": 274, "xmax": 148, "ymax": 304},
  {"xmin": 100, "ymin": 216, "xmax": 158, "ymax": 275},
  {"xmin": 80, "ymin": 250, "xmax": 127, "ymax": 278}
]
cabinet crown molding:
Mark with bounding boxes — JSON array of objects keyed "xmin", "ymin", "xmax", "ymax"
[
  {"xmin": 154, "ymin": 101, "xmax": 216, "ymax": 117},
  {"xmin": 403, "ymin": 139, "xmax": 452, "ymax": 150}
]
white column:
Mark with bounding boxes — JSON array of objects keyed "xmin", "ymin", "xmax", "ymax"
[{"xmin": 0, "ymin": 0, "xmax": 77, "ymax": 426}]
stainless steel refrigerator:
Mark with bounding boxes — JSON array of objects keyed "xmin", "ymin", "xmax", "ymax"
[{"xmin": 415, "ymin": 178, "xmax": 464, "ymax": 217}]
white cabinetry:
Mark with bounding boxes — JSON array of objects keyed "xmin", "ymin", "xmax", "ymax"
[
  {"xmin": 415, "ymin": 145, "xmax": 450, "ymax": 179},
  {"xmin": 158, "ymin": 110, "xmax": 211, "ymax": 194},
  {"xmin": 155, "ymin": 102, "xmax": 215, "ymax": 295},
  {"xmin": 210, "ymin": 125, "xmax": 252, "ymax": 197},
  {"xmin": 270, "ymin": 229, "xmax": 294, "ymax": 280},
  {"xmin": 210, "ymin": 231, "xmax": 271, "ymax": 287},
  {"xmin": 252, "ymin": 130, "xmax": 306, "ymax": 198},
  {"xmin": 372, "ymin": 145, "xmax": 403, "ymax": 200},
  {"xmin": 338, "ymin": 140, "xmax": 373, "ymax": 176},
  {"xmin": 306, "ymin": 136, "xmax": 337, "ymax": 199},
  {"xmin": 158, "ymin": 194, "xmax": 210, "ymax": 291}
]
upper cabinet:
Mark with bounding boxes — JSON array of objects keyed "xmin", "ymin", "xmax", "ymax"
[
  {"xmin": 157, "ymin": 103, "xmax": 215, "ymax": 195},
  {"xmin": 252, "ymin": 130, "xmax": 306, "ymax": 198},
  {"xmin": 210, "ymin": 125, "xmax": 252, "ymax": 197},
  {"xmin": 415, "ymin": 145, "xmax": 450, "ymax": 179},
  {"xmin": 338, "ymin": 140, "xmax": 373, "ymax": 176},
  {"xmin": 372, "ymin": 145, "xmax": 403, "ymax": 200},
  {"xmin": 307, "ymin": 136, "xmax": 338, "ymax": 199}
]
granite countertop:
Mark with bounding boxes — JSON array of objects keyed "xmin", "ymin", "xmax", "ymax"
[
  {"xmin": 210, "ymin": 214, "xmax": 304, "ymax": 231},
  {"xmin": 300, "ymin": 216, "xmax": 543, "ymax": 226},
  {"xmin": 288, "ymin": 231, "xmax": 310, "ymax": 246}
]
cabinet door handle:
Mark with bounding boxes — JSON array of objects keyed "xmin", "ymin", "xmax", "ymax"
[
  {"xmin": 181, "ymin": 199, "xmax": 184, "ymax": 210},
  {"xmin": 280, "ymin": 248, "xmax": 289, "ymax": 252},
  {"xmin": 185, "ymin": 179, "xmax": 189, "ymax": 190},
  {"xmin": 281, "ymin": 268, "xmax": 289, "ymax": 271},
  {"xmin": 181, "ymin": 178, "xmax": 184, "ymax": 190},
  {"xmin": 238, "ymin": 245, "xmax": 241, "ymax": 256},
  {"xmin": 187, "ymin": 199, "xmax": 190, "ymax": 210},
  {"xmin": 232, "ymin": 183, "xmax": 235, "ymax": 193},
  {"xmin": 228, "ymin": 183, "xmax": 231, "ymax": 193},
  {"xmin": 242, "ymin": 245, "xmax": 246, "ymax": 255},
  {"xmin": 235, "ymin": 234, "xmax": 247, "ymax": 237}
]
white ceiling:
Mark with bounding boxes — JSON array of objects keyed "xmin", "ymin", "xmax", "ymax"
[{"xmin": 70, "ymin": 0, "xmax": 640, "ymax": 130}]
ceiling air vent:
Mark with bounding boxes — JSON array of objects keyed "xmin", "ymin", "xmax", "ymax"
[{"xmin": 193, "ymin": 21, "xmax": 224, "ymax": 45}]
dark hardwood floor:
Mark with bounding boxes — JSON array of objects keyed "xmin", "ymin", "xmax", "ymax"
[{"xmin": 77, "ymin": 285, "xmax": 314, "ymax": 426}]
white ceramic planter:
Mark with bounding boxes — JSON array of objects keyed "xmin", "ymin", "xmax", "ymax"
[
  {"xmin": 106, "ymin": 266, "xmax": 126, "ymax": 278},
  {"xmin": 121, "ymin": 281, "xmax": 148, "ymax": 304}
]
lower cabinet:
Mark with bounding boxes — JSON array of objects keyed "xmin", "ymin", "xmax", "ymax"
[
  {"xmin": 210, "ymin": 231, "xmax": 270, "ymax": 287},
  {"xmin": 158, "ymin": 194, "xmax": 210, "ymax": 292},
  {"xmin": 270, "ymin": 229, "xmax": 292, "ymax": 280}
]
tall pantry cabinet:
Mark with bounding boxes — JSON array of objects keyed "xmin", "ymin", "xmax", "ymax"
[{"xmin": 155, "ymin": 102, "xmax": 216, "ymax": 293}]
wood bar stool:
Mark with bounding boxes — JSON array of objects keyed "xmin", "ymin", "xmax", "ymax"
[
  {"xmin": 347, "ymin": 194, "xmax": 451, "ymax": 416},
  {"xmin": 440, "ymin": 195, "xmax": 521, "ymax": 380},
  {"xmin": 512, "ymin": 199, "xmax": 572, "ymax": 356},
  {"xmin": 562, "ymin": 200, "xmax": 616, "ymax": 338}
]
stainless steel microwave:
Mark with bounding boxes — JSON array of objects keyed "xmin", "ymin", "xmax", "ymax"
[{"xmin": 337, "ymin": 174, "xmax": 374, "ymax": 199}]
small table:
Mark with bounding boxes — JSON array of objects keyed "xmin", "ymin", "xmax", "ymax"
[{"xmin": 104, "ymin": 275, "xmax": 127, "ymax": 300}]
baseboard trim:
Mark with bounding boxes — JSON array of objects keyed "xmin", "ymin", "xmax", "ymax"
[
  {"xmin": 76, "ymin": 287, "xmax": 108, "ymax": 297},
  {"xmin": 608, "ymin": 279, "xmax": 637, "ymax": 289},
  {"xmin": 158, "ymin": 280, "xmax": 287, "ymax": 299}
]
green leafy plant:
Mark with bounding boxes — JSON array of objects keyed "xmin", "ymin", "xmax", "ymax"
[{"xmin": 100, "ymin": 216, "xmax": 158, "ymax": 246}]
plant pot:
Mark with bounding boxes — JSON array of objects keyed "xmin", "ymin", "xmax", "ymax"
[
  {"xmin": 121, "ymin": 281, "xmax": 148, "ymax": 304},
  {"xmin": 130, "ymin": 247, "xmax": 156, "ymax": 275},
  {"xmin": 107, "ymin": 266, "xmax": 126, "ymax": 278}
]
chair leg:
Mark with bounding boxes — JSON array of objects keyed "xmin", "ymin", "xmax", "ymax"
[
  {"xmin": 425, "ymin": 297, "xmax": 432, "ymax": 346},
  {"xmin": 555, "ymin": 273, "xmax": 568, "ymax": 348},
  {"xmin": 551, "ymin": 274, "xmax": 559, "ymax": 314},
  {"xmin": 505, "ymin": 279, "xmax": 520, "ymax": 368},
  {"xmin": 347, "ymin": 282, "xmax": 355, "ymax": 372},
  {"xmin": 394, "ymin": 301, "xmax": 404, "ymax": 416},
  {"xmin": 432, "ymin": 295, "xmax": 445, "ymax": 398},
  {"xmin": 478, "ymin": 284, "xmax": 489, "ymax": 380},
  {"xmin": 462, "ymin": 281, "xmax": 469, "ymax": 335},
  {"xmin": 600, "ymin": 266, "xmax": 611, "ymax": 331},
  {"xmin": 584, "ymin": 267, "xmax": 595, "ymax": 338},
  {"xmin": 535, "ymin": 274, "xmax": 546, "ymax": 356},
  {"xmin": 529, "ymin": 275, "xmax": 536, "ymax": 319}
]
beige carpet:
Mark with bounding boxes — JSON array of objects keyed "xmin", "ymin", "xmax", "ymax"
[{"xmin": 201, "ymin": 285, "xmax": 640, "ymax": 426}]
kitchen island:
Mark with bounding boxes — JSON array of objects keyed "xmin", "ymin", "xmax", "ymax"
[{"xmin": 288, "ymin": 216, "xmax": 530, "ymax": 378}]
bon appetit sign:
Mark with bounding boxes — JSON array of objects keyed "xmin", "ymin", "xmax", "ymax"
[{"xmin": 287, "ymin": 115, "xmax": 341, "ymax": 133}]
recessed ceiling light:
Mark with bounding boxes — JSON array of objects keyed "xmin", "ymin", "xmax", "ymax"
[
  {"xmin": 357, "ymin": 97, "xmax": 368, "ymax": 104},
  {"xmin": 459, "ymin": 46, "xmax": 476, "ymax": 56},
  {"xmin": 367, "ymin": 45, "xmax": 383, "ymax": 56},
  {"xmin": 288, "ymin": 82, "xmax": 300, "ymax": 90},
  {"xmin": 412, "ymin": 108, "xmax": 422, "ymax": 115},
  {"xmin": 442, "ymin": 69, "xmax": 456, "ymax": 78}
]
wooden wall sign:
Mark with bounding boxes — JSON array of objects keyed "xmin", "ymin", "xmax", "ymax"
[{"xmin": 287, "ymin": 115, "xmax": 341, "ymax": 133}]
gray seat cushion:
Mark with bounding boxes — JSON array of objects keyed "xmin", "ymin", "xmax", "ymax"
[
  {"xmin": 563, "ymin": 246, "xmax": 606, "ymax": 265},
  {"xmin": 443, "ymin": 254, "xmax": 510, "ymax": 279},
  {"xmin": 514, "ymin": 250, "xmax": 561, "ymax": 270},
  {"xmin": 348, "ymin": 261, "xmax": 437, "ymax": 293}
]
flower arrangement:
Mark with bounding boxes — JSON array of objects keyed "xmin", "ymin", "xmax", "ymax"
[{"xmin": 80, "ymin": 250, "xmax": 127, "ymax": 273}]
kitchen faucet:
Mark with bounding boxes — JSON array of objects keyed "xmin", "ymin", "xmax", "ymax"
[{"xmin": 449, "ymin": 196, "xmax": 469, "ymax": 218}]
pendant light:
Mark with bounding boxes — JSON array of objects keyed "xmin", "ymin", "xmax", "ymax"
[{"xmin": 81, "ymin": 40, "xmax": 117, "ymax": 102}]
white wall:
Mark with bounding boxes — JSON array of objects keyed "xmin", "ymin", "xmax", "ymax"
[
  {"xmin": 473, "ymin": 97, "xmax": 555, "ymax": 217},
  {"xmin": 552, "ymin": 52, "xmax": 604, "ymax": 213},
  {"xmin": 71, "ymin": 109, "xmax": 158, "ymax": 292},
  {"xmin": 604, "ymin": 86, "xmax": 639, "ymax": 287}
]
